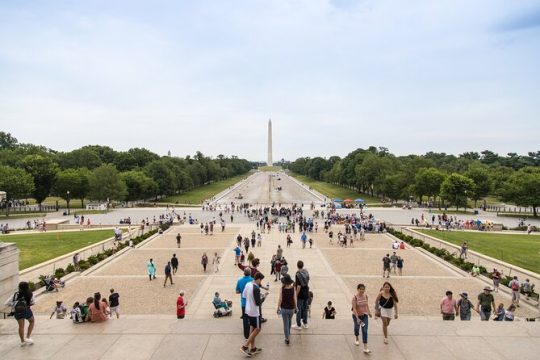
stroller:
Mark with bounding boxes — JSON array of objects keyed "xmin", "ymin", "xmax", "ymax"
[{"xmin": 212, "ymin": 299, "xmax": 233, "ymax": 318}]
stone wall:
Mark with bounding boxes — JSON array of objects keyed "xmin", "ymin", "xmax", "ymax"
[{"xmin": 0, "ymin": 243, "xmax": 19, "ymax": 306}]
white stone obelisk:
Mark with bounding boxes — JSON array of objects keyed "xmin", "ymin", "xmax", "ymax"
[{"xmin": 267, "ymin": 119, "xmax": 273, "ymax": 166}]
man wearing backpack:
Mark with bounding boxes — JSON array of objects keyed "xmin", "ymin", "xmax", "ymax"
[
  {"xmin": 292, "ymin": 260, "xmax": 310, "ymax": 330},
  {"xmin": 456, "ymin": 293, "xmax": 476, "ymax": 320},
  {"xmin": 509, "ymin": 276, "xmax": 520, "ymax": 307}
]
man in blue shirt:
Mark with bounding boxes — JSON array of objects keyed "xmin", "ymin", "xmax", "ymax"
[
  {"xmin": 236, "ymin": 267, "xmax": 253, "ymax": 339},
  {"xmin": 234, "ymin": 246, "xmax": 241, "ymax": 265}
]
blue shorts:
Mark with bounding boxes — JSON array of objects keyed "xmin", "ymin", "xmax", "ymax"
[{"xmin": 14, "ymin": 308, "xmax": 33, "ymax": 321}]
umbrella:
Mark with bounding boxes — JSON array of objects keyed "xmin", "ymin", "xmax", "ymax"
[
  {"xmin": 354, "ymin": 198, "xmax": 365, "ymax": 203},
  {"xmin": 333, "ymin": 198, "xmax": 343, "ymax": 202},
  {"xmin": 343, "ymin": 199, "xmax": 353, "ymax": 202}
]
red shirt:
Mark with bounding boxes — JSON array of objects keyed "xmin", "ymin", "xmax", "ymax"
[{"xmin": 177, "ymin": 296, "xmax": 185, "ymax": 316}]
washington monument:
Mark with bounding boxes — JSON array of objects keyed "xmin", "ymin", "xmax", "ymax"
[{"xmin": 267, "ymin": 119, "xmax": 273, "ymax": 166}]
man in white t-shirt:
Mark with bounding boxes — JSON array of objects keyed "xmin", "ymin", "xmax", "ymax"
[{"xmin": 240, "ymin": 272, "xmax": 267, "ymax": 356}]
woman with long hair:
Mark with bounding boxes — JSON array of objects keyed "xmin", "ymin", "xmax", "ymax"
[
  {"xmin": 277, "ymin": 274, "xmax": 296, "ymax": 345},
  {"xmin": 4, "ymin": 281, "xmax": 35, "ymax": 346},
  {"xmin": 352, "ymin": 283, "xmax": 372, "ymax": 353},
  {"xmin": 89, "ymin": 292, "xmax": 108, "ymax": 322},
  {"xmin": 375, "ymin": 282, "xmax": 399, "ymax": 344}
]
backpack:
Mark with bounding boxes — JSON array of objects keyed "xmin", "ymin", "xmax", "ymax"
[
  {"xmin": 70, "ymin": 307, "xmax": 83, "ymax": 323},
  {"xmin": 511, "ymin": 282, "xmax": 519, "ymax": 291},
  {"xmin": 13, "ymin": 293, "xmax": 28, "ymax": 315}
]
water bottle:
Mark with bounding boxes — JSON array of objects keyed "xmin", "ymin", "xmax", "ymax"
[{"xmin": 266, "ymin": 282, "xmax": 270, "ymax": 291}]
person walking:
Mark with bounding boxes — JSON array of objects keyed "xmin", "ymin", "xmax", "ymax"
[
  {"xmin": 147, "ymin": 258, "xmax": 156, "ymax": 281},
  {"xmin": 509, "ymin": 276, "xmax": 520, "ymax": 307},
  {"xmin": 375, "ymin": 282, "xmax": 399, "ymax": 344},
  {"xmin": 4, "ymin": 282, "xmax": 35, "ymax": 347},
  {"xmin": 440, "ymin": 291, "xmax": 458, "ymax": 320},
  {"xmin": 300, "ymin": 232, "xmax": 307, "ymax": 249},
  {"xmin": 176, "ymin": 291, "xmax": 187, "ymax": 319},
  {"xmin": 109, "ymin": 289, "xmax": 120, "ymax": 319},
  {"xmin": 382, "ymin": 254, "xmax": 391, "ymax": 278},
  {"xmin": 164, "ymin": 261, "xmax": 174, "ymax": 287},
  {"xmin": 176, "ymin": 233, "xmax": 182, "ymax": 248},
  {"xmin": 201, "ymin": 253, "xmax": 208, "ymax": 272},
  {"xmin": 477, "ymin": 286, "xmax": 495, "ymax": 321},
  {"xmin": 491, "ymin": 268, "xmax": 501, "ymax": 293},
  {"xmin": 240, "ymin": 272, "xmax": 267, "ymax": 356},
  {"xmin": 234, "ymin": 246, "xmax": 241, "ymax": 266},
  {"xmin": 277, "ymin": 274, "xmax": 296, "ymax": 345},
  {"xmin": 396, "ymin": 256, "xmax": 404, "ymax": 276},
  {"xmin": 236, "ymin": 268, "xmax": 253, "ymax": 340},
  {"xmin": 213, "ymin": 252, "xmax": 221, "ymax": 273},
  {"xmin": 456, "ymin": 292, "xmax": 476, "ymax": 320},
  {"xmin": 352, "ymin": 283, "xmax": 372, "ymax": 353},
  {"xmin": 171, "ymin": 254, "xmax": 179, "ymax": 275},
  {"xmin": 292, "ymin": 260, "xmax": 310, "ymax": 330},
  {"xmin": 73, "ymin": 253, "xmax": 80, "ymax": 271}
]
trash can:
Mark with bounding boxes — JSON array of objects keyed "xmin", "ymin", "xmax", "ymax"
[{"xmin": 474, "ymin": 209, "xmax": 479, "ymax": 215}]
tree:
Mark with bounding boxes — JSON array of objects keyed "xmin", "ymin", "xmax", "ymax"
[
  {"xmin": 414, "ymin": 168, "xmax": 447, "ymax": 203},
  {"xmin": 22, "ymin": 154, "xmax": 59, "ymax": 209},
  {"xmin": 0, "ymin": 132, "xmax": 18, "ymax": 149},
  {"xmin": 144, "ymin": 160, "xmax": 176, "ymax": 196},
  {"xmin": 121, "ymin": 170, "xmax": 159, "ymax": 202},
  {"xmin": 58, "ymin": 148, "xmax": 102, "ymax": 169},
  {"xmin": 0, "ymin": 166, "xmax": 35, "ymax": 214},
  {"xmin": 440, "ymin": 173, "xmax": 475, "ymax": 211},
  {"xmin": 88, "ymin": 164, "xmax": 127, "ymax": 202},
  {"xmin": 501, "ymin": 167, "xmax": 540, "ymax": 217},
  {"xmin": 53, "ymin": 168, "xmax": 90, "ymax": 209},
  {"xmin": 465, "ymin": 165, "xmax": 492, "ymax": 207}
]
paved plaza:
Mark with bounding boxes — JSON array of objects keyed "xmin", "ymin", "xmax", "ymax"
[{"xmin": 1, "ymin": 173, "xmax": 539, "ymax": 359}]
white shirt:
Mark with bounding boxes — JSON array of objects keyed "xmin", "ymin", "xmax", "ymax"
[{"xmin": 242, "ymin": 282, "xmax": 260, "ymax": 317}]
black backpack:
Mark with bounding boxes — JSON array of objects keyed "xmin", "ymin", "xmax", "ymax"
[{"xmin": 13, "ymin": 293, "xmax": 28, "ymax": 314}]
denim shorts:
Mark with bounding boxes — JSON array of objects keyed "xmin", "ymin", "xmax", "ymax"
[{"xmin": 14, "ymin": 308, "xmax": 33, "ymax": 320}]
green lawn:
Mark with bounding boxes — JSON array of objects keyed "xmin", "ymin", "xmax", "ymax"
[
  {"xmin": 258, "ymin": 166, "xmax": 282, "ymax": 172},
  {"xmin": 291, "ymin": 174, "xmax": 380, "ymax": 204},
  {"xmin": 418, "ymin": 229, "xmax": 540, "ymax": 273},
  {"xmin": 161, "ymin": 175, "xmax": 247, "ymax": 204},
  {"xmin": 0, "ymin": 230, "xmax": 118, "ymax": 270}
]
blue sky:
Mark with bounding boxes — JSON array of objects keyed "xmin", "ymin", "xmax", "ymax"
[{"xmin": 0, "ymin": 0, "xmax": 539, "ymax": 161}]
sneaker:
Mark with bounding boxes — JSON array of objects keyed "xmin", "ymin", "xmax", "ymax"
[
  {"xmin": 302, "ymin": 323, "xmax": 309, "ymax": 329},
  {"xmin": 261, "ymin": 318, "xmax": 267, "ymax": 323},
  {"xmin": 363, "ymin": 348, "xmax": 371, "ymax": 354},
  {"xmin": 354, "ymin": 339, "xmax": 360, "ymax": 346},
  {"xmin": 250, "ymin": 347, "xmax": 263, "ymax": 354},
  {"xmin": 25, "ymin": 338, "xmax": 34, "ymax": 345},
  {"xmin": 240, "ymin": 346, "xmax": 252, "ymax": 357},
  {"xmin": 384, "ymin": 338, "xmax": 388, "ymax": 344},
  {"xmin": 291, "ymin": 325, "xmax": 302, "ymax": 330},
  {"xmin": 20, "ymin": 342, "xmax": 27, "ymax": 347},
  {"xmin": 285, "ymin": 339, "xmax": 290, "ymax": 345}
]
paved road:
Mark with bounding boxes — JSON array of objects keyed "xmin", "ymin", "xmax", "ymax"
[{"xmin": 217, "ymin": 171, "xmax": 322, "ymax": 205}]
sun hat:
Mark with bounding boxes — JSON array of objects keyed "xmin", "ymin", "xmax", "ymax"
[
  {"xmin": 459, "ymin": 292, "xmax": 468, "ymax": 298},
  {"xmin": 483, "ymin": 286, "xmax": 493, "ymax": 291}
]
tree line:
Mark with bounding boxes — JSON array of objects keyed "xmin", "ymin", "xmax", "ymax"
[
  {"xmin": 286, "ymin": 146, "xmax": 540, "ymax": 216},
  {"xmin": 0, "ymin": 132, "xmax": 252, "ymax": 209}
]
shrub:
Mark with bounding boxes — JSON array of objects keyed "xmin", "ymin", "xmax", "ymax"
[
  {"xmin": 55, "ymin": 268, "xmax": 65, "ymax": 279},
  {"xmin": 28, "ymin": 281, "xmax": 37, "ymax": 292},
  {"xmin": 79, "ymin": 260, "xmax": 90, "ymax": 271},
  {"xmin": 98, "ymin": 253, "xmax": 108, "ymax": 261},
  {"xmin": 87, "ymin": 255, "xmax": 99, "ymax": 265},
  {"xmin": 65, "ymin": 264, "xmax": 75, "ymax": 273}
]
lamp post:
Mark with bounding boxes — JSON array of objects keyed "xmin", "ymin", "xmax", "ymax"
[
  {"xmin": 464, "ymin": 190, "xmax": 467, "ymax": 214},
  {"xmin": 67, "ymin": 190, "xmax": 70, "ymax": 215}
]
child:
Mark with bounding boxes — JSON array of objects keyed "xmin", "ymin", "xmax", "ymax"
[
  {"xmin": 493, "ymin": 303, "xmax": 505, "ymax": 321},
  {"xmin": 308, "ymin": 291, "xmax": 314, "ymax": 318},
  {"xmin": 240, "ymin": 251, "xmax": 245, "ymax": 265},
  {"xmin": 504, "ymin": 304, "xmax": 516, "ymax": 321},
  {"xmin": 70, "ymin": 302, "xmax": 84, "ymax": 323},
  {"xmin": 50, "ymin": 300, "xmax": 67, "ymax": 319},
  {"xmin": 101, "ymin": 298, "xmax": 111, "ymax": 317},
  {"xmin": 309, "ymin": 238, "xmax": 313, "ymax": 248},
  {"xmin": 322, "ymin": 301, "xmax": 336, "ymax": 319}
]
